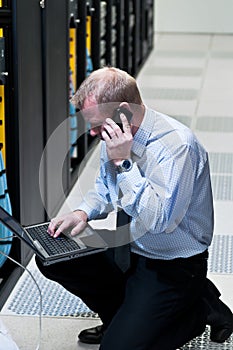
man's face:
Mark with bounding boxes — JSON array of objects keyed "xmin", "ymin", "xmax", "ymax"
[{"xmin": 82, "ymin": 98, "xmax": 107, "ymax": 138}]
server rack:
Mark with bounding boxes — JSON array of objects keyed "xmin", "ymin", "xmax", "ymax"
[
  {"xmin": 91, "ymin": 1, "xmax": 107, "ymax": 69},
  {"xmin": 0, "ymin": 0, "xmax": 70, "ymax": 308},
  {"xmin": 0, "ymin": 0, "xmax": 15, "ymax": 308},
  {"xmin": 124, "ymin": 0, "xmax": 135, "ymax": 74},
  {"xmin": 0, "ymin": 0, "xmax": 154, "ymax": 309},
  {"xmin": 90, "ymin": 0, "xmax": 154, "ymax": 77},
  {"xmin": 116, "ymin": 0, "xmax": 125, "ymax": 69},
  {"xmin": 68, "ymin": 0, "xmax": 95, "ymax": 183},
  {"xmin": 138, "ymin": 0, "xmax": 154, "ymax": 70}
]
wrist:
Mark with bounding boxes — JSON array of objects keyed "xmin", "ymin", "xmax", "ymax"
[
  {"xmin": 113, "ymin": 154, "xmax": 132, "ymax": 167},
  {"xmin": 116, "ymin": 158, "xmax": 133, "ymax": 173},
  {"xmin": 73, "ymin": 210, "xmax": 88, "ymax": 222}
]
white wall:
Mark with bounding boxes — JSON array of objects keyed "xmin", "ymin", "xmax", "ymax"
[{"xmin": 155, "ymin": 0, "xmax": 233, "ymax": 34}]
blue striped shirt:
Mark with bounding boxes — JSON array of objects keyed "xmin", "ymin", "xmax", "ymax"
[{"xmin": 78, "ymin": 107, "xmax": 214, "ymax": 260}]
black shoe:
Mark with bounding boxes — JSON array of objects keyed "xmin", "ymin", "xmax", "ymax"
[
  {"xmin": 210, "ymin": 323, "xmax": 233, "ymax": 343},
  {"xmin": 204, "ymin": 280, "xmax": 233, "ymax": 343},
  {"xmin": 209, "ymin": 301, "xmax": 233, "ymax": 343},
  {"xmin": 207, "ymin": 297, "xmax": 233, "ymax": 343},
  {"xmin": 78, "ymin": 324, "xmax": 104, "ymax": 344}
]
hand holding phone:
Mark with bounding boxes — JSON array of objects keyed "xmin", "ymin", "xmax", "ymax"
[
  {"xmin": 112, "ymin": 107, "xmax": 133, "ymax": 132},
  {"xmin": 102, "ymin": 106, "xmax": 133, "ymax": 163}
]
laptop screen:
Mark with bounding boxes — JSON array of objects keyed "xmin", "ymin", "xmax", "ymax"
[{"xmin": 0, "ymin": 206, "xmax": 35, "ymax": 249}]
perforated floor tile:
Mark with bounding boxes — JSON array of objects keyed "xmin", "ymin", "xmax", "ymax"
[
  {"xmin": 209, "ymin": 153, "xmax": 233, "ymax": 174},
  {"xmin": 181, "ymin": 326, "xmax": 233, "ymax": 349},
  {"xmin": 142, "ymin": 67, "xmax": 203, "ymax": 76},
  {"xmin": 154, "ymin": 50, "xmax": 207, "ymax": 58},
  {"xmin": 196, "ymin": 117, "xmax": 233, "ymax": 132},
  {"xmin": 211, "ymin": 52, "xmax": 233, "ymax": 59},
  {"xmin": 3, "ymin": 268, "xmax": 98, "ymax": 318},
  {"xmin": 211, "ymin": 175, "xmax": 233, "ymax": 201},
  {"xmin": 208, "ymin": 235, "xmax": 233, "ymax": 274},
  {"xmin": 140, "ymin": 88, "xmax": 198, "ymax": 100}
]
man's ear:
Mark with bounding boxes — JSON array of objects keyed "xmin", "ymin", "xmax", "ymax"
[{"xmin": 119, "ymin": 102, "xmax": 131, "ymax": 112}]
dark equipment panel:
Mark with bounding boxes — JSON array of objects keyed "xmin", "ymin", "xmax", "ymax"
[{"xmin": 0, "ymin": 0, "xmax": 154, "ymax": 309}]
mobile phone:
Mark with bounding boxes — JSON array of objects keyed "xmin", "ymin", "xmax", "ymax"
[{"xmin": 112, "ymin": 107, "xmax": 133, "ymax": 131}]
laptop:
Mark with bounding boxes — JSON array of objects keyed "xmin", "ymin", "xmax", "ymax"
[{"xmin": 0, "ymin": 206, "xmax": 108, "ymax": 265}]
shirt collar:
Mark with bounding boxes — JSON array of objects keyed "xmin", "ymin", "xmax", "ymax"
[{"xmin": 131, "ymin": 107, "xmax": 156, "ymax": 157}]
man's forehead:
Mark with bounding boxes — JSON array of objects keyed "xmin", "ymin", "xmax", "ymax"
[
  {"xmin": 81, "ymin": 97, "xmax": 97, "ymax": 115},
  {"xmin": 83, "ymin": 95, "xmax": 98, "ymax": 108},
  {"xmin": 81, "ymin": 104, "xmax": 104, "ymax": 126},
  {"xmin": 81, "ymin": 101, "xmax": 120, "ymax": 122}
]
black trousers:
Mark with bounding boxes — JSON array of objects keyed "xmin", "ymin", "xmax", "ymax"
[{"xmin": 36, "ymin": 246, "xmax": 209, "ymax": 350}]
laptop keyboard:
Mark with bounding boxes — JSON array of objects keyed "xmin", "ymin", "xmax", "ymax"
[{"xmin": 27, "ymin": 224, "xmax": 81, "ymax": 256}]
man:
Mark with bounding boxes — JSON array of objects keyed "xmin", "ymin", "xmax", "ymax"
[{"xmin": 37, "ymin": 67, "xmax": 233, "ymax": 349}]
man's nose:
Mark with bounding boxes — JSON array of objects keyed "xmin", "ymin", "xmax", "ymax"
[
  {"xmin": 90, "ymin": 129, "xmax": 96, "ymax": 137},
  {"xmin": 90, "ymin": 127, "xmax": 100, "ymax": 137}
]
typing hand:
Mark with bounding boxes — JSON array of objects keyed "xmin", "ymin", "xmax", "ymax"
[{"xmin": 47, "ymin": 210, "xmax": 88, "ymax": 238}]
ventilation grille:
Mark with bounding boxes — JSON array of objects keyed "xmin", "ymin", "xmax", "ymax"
[
  {"xmin": 211, "ymin": 51, "xmax": 233, "ymax": 59},
  {"xmin": 154, "ymin": 50, "xmax": 207, "ymax": 58},
  {"xmin": 181, "ymin": 326, "xmax": 233, "ymax": 349},
  {"xmin": 208, "ymin": 235, "xmax": 233, "ymax": 274},
  {"xmin": 209, "ymin": 153, "xmax": 233, "ymax": 174},
  {"xmin": 140, "ymin": 88, "xmax": 198, "ymax": 100},
  {"xmin": 211, "ymin": 175, "xmax": 233, "ymax": 201},
  {"xmin": 143, "ymin": 67, "xmax": 203, "ymax": 76},
  {"xmin": 3, "ymin": 268, "xmax": 98, "ymax": 318},
  {"xmin": 196, "ymin": 117, "xmax": 233, "ymax": 132}
]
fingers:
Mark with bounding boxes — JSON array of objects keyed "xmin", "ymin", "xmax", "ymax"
[
  {"xmin": 47, "ymin": 211, "xmax": 87, "ymax": 238},
  {"xmin": 70, "ymin": 220, "xmax": 86, "ymax": 236},
  {"xmin": 102, "ymin": 118, "xmax": 122, "ymax": 140},
  {"xmin": 120, "ymin": 114, "xmax": 132, "ymax": 134},
  {"xmin": 101, "ymin": 116, "xmax": 131, "ymax": 140},
  {"xmin": 48, "ymin": 218, "xmax": 69, "ymax": 238},
  {"xmin": 53, "ymin": 221, "xmax": 68, "ymax": 238},
  {"xmin": 48, "ymin": 218, "xmax": 61, "ymax": 236}
]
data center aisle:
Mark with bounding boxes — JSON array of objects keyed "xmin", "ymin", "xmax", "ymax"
[
  {"xmin": 1, "ymin": 33, "xmax": 233, "ymax": 350},
  {"xmin": 137, "ymin": 32, "xmax": 233, "ymax": 315}
]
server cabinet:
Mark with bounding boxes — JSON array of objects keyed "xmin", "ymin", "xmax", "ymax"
[
  {"xmin": 91, "ymin": 0, "xmax": 106, "ymax": 69},
  {"xmin": 116, "ymin": 0, "xmax": 125, "ymax": 69},
  {"xmin": 124, "ymin": 0, "xmax": 135, "ymax": 74},
  {"xmin": 90, "ymin": 0, "xmax": 154, "ymax": 77},
  {"xmin": 127, "ymin": 0, "xmax": 154, "ymax": 76},
  {"xmin": 0, "ymin": 0, "xmax": 70, "ymax": 308},
  {"xmin": 11, "ymin": 0, "xmax": 45, "ymax": 225},
  {"xmin": 40, "ymin": 0, "xmax": 70, "ymax": 219},
  {"xmin": 0, "ymin": 0, "xmax": 154, "ymax": 309},
  {"xmin": 68, "ymin": 0, "xmax": 95, "ymax": 183},
  {"xmin": 0, "ymin": 0, "xmax": 45, "ymax": 308},
  {"xmin": 138, "ymin": 0, "xmax": 154, "ymax": 69},
  {"xmin": 132, "ymin": 0, "xmax": 141, "ymax": 75}
]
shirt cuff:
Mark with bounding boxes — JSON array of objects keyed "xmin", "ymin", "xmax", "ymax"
[{"xmin": 117, "ymin": 162, "xmax": 144, "ymax": 194}]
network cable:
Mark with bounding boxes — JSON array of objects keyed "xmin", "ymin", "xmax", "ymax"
[{"xmin": 0, "ymin": 234, "xmax": 13, "ymax": 245}]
